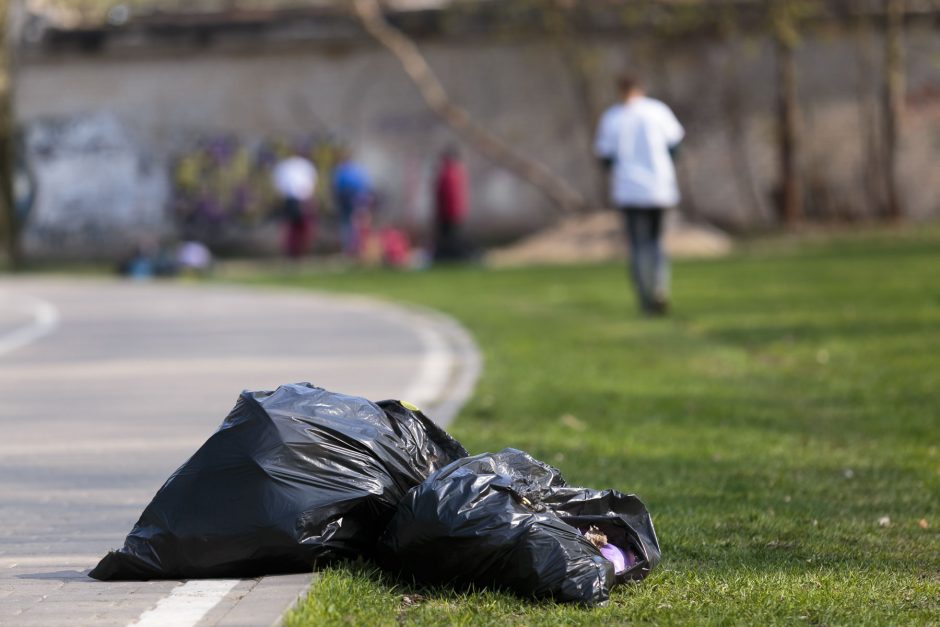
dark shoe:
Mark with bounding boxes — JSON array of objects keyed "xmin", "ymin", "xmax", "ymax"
[{"xmin": 648, "ymin": 299, "xmax": 669, "ymax": 316}]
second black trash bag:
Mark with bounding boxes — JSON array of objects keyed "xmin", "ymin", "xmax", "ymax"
[
  {"xmin": 90, "ymin": 383, "xmax": 467, "ymax": 580},
  {"xmin": 377, "ymin": 449, "xmax": 660, "ymax": 605}
]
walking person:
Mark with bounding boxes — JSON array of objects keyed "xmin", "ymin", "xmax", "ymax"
[
  {"xmin": 595, "ymin": 75, "xmax": 684, "ymax": 315},
  {"xmin": 271, "ymin": 151, "xmax": 317, "ymax": 260},
  {"xmin": 332, "ymin": 149, "xmax": 372, "ymax": 257}
]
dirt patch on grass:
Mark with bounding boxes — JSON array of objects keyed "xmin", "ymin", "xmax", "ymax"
[{"xmin": 486, "ymin": 210, "xmax": 732, "ymax": 267}]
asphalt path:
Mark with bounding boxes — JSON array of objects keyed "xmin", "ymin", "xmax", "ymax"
[{"xmin": 0, "ymin": 276, "xmax": 479, "ymax": 626}]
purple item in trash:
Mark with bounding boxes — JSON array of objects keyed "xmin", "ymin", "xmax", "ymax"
[{"xmin": 599, "ymin": 543, "xmax": 633, "ymax": 574}]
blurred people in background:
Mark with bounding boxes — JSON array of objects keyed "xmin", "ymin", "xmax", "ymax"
[
  {"xmin": 332, "ymin": 149, "xmax": 372, "ymax": 257},
  {"xmin": 380, "ymin": 227, "xmax": 411, "ymax": 268},
  {"xmin": 271, "ymin": 151, "xmax": 317, "ymax": 259},
  {"xmin": 595, "ymin": 75, "xmax": 684, "ymax": 316},
  {"xmin": 350, "ymin": 189, "xmax": 412, "ymax": 269},
  {"xmin": 433, "ymin": 146, "xmax": 469, "ymax": 261},
  {"xmin": 175, "ymin": 240, "xmax": 213, "ymax": 276},
  {"xmin": 118, "ymin": 238, "xmax": 212, "ymax": 279},
  {"xmin": 118, "ymin": 236, "xmax": 174, "ymax": 279}
]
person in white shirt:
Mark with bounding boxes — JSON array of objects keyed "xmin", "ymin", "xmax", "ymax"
[
  {"xmin": 271, "ymin": 153, "xmax": 317, "ymax": 259},
  {"xmin": 595, "ymin": 75, "xmax": 684, "ymax": 315}
]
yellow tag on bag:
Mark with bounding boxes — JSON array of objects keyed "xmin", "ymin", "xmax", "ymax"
[{"xmin": 400, "ymin": 401, "xmax": 421, "ymax": 412}]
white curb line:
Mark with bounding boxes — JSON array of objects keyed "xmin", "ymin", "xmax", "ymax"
[
  {"xmin": 0, "ymin": 292, "xmax": 60, "ymax": 357},
  {"xmin": 131, "ymin": 580, "xmax": 241, "ymax": 627}
]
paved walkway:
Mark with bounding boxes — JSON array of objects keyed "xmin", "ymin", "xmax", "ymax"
[{"xmin": 0, "ymin": 277, "xmax": 480, "ymax": 626}]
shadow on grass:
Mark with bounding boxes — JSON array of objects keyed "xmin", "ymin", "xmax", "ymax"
[{"xmin": 305, "ymin": 536, "xmax": 937, "ymax": 619}]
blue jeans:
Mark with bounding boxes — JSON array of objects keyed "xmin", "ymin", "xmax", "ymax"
[
  {"xmin": 337, "ymin": 197, "xmax": 359, "ymax": 255},
  {"xmin": 620, "ymin": 208, "xmax": 669, "ymax": 313}
]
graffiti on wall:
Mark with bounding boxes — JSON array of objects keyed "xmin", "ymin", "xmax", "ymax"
[
  {"xmin": 20, "ymin": 114, "xmax": 345, "ymax": 258},
  {"xmin": 170, "ymin": 133, "xmax": 342, "ymax": 240},
  {"xmin": 22, "ymin": 112, "xmax": 170, "ymax": 258}
]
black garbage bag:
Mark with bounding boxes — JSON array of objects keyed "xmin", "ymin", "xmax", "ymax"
[
  {"xmin": 376, "ymin": 449, "xmax": 660, "ymax": 605},
  {"xmin": 90, "ymin": 383, "xmax": 467, "ymax": 580}
]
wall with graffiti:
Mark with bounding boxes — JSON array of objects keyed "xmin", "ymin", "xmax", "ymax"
[
  {"xmin": 21, "ymin": 112, "xmax": 170, "ymax": 259},
  {"xmin": 19, "ymin": 112, "xmax": 347, "ymax": 259}
]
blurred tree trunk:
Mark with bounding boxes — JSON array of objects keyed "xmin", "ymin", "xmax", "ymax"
[
  {"xmin": 718, "ymin": 6, "xmax": 771, "ymax": 227},
  {"xmin": 853, "ymin": 7, "xmax": 884, "ymax": 220},
  {"xmin": 652, "ymin": 53, "xmax": 702, "ymax": 222},
  {"xmin": 882, "ymin": 0, "xmax": 905, "ymax": 221},
  {"xmin": 538, "ymin": 1, "xmax": 607, "ymax": 207},
  {"xmin": 0, "ymin": 0, "xmax": 19, "ymax": 269},
  {"xmin": 558, "ymin": 47, "xmax": 607, "ymax": 208},
  {"xmin": 772, "ymin": 0, "xmax": 803, "ymax": 226},
  {"xmin": 351, "ymin": 0, "xmax": 587, "ymax": 215}
]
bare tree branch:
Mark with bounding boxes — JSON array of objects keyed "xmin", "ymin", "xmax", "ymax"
[{"xmin": 350, "ymin": 0, "xmax": 588, "ymax": 215}]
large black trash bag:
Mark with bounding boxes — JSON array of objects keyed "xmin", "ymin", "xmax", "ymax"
[
  {"xmin": 377, "ymin": 448, "xmax": 660, "ymax": 605},
  {"xmin": 90, "ymin": 383, "xmax": 467, "ymax": 580}
]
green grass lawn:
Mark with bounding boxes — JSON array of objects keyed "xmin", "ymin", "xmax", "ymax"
[{"xmin": 237, "ymin": 228, "xmax": 940, "ymax": 625}]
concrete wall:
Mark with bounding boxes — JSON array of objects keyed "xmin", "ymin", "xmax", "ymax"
[{"xmin": 15, "ymin": 20, "xmax": 940, "ymax": 257}]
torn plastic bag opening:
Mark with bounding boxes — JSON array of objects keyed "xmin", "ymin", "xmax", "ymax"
[{"xmin": 377, "ymin": 448, "xmax": 660, "ymax": 605}]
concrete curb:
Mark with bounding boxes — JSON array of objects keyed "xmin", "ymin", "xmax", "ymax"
[
  {"xmin": 402, "ymin": 303, "xmax": 483, "ymax": 428},
  {"xmin": 196, "ymin": 573, "xmax": 315, "ymax": 627},
  {"xmin": 321, "ymin": 293, "xmax": 483, "ymax": 428}
]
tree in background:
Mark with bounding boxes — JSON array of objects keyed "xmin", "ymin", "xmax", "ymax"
[
  {"xmin": 0, "ymin": 0, "xmax": 19, "ymax": 269},
  {"xmin": 850, "ymin": 0, "xmax": 886, "ymax": 220},
  {"xmin": 351, "ymin": 0, "xmax": 587, "ymax": 215},
  {"xmin": 882, "ymin": 0, "xmax": 905, "ymax": 221},
  {"xmin": 771, "ymin": 0, "xmax": 804, "ymax": 226},
  {"xmin": 716, "ymin": 5, "xmax": 772, "ymax": 226},
  {"xmin": 531, "ymin": 0, "xmax": 607, "ymax": 206}
]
